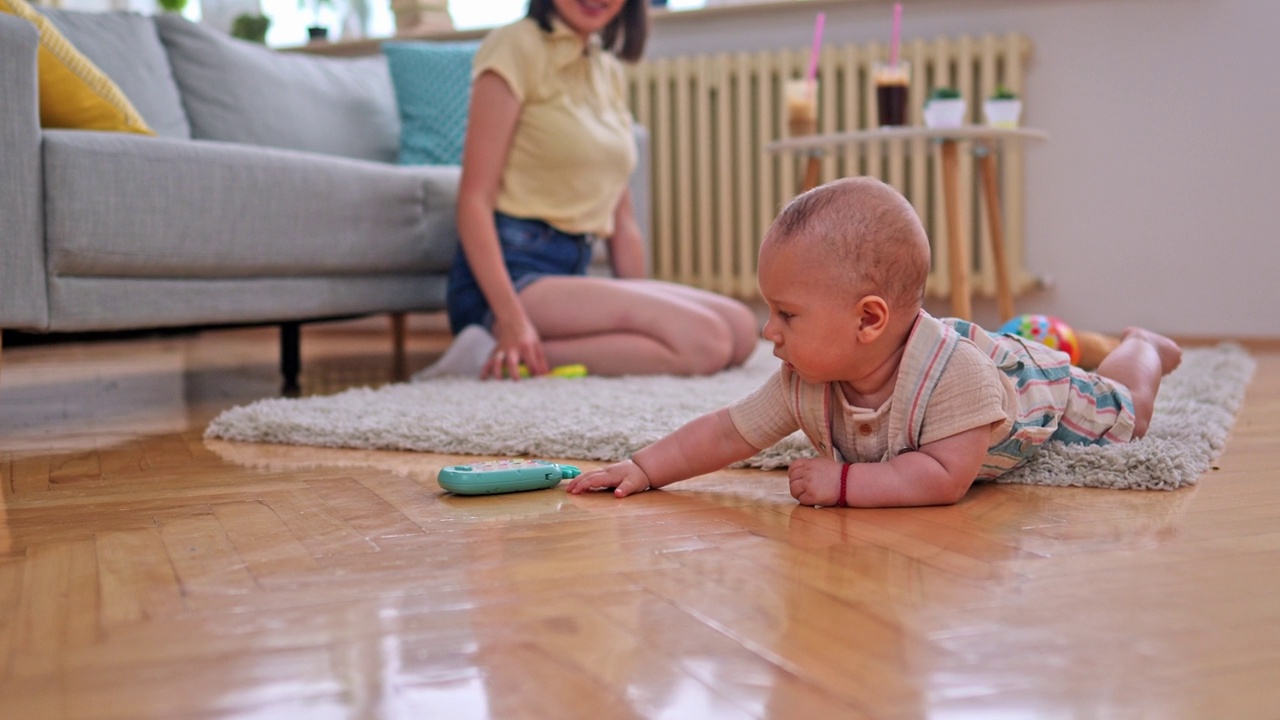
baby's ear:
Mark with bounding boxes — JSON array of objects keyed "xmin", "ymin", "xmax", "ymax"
[{"xmin": 855, "ymin": 295, "xmax": 890, "ymax": 339}]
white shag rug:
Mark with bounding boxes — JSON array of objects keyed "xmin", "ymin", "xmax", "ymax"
[{"xmin": 205, "ymin": 342, "xmax": 1255, "ymax": 491}]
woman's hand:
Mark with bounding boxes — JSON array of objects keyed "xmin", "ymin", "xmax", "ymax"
[
  {"xmin": 565, "ymin": 460, "xmax": 653, "ymax": 497},
  {"xmin": 483, "ymin": 314, "xmax": 549, "ymax": 380}
]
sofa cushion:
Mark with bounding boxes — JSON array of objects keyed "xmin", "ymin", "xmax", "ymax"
[
  {"xmin": 36, "ymin": 8, "xmax": 190, "ymax": 139},
  {"xmin": 155, "ymin": 14, "xmax": 399, "ymax": 163},
  {"xmin": 46, "ymin": 275, "xmax": 450, "ymax": 332},
  {"xmin": 42, "ymin": 130, "xmax": 459, "ymax": 279},
  {"xmin": 0, "ymin": 0, "xmax": 153, "ymax": 134},
  {"xmin": 383, "ymin": 40, "xmax": 479, "ymax": 166}
]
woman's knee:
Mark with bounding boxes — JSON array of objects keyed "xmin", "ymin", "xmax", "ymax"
[
  {"xmin": 664, "ymin": 297, "xmax": 761, "ymax": 373},
  {"xmin": 682, "ymin": 292, "xmax": 759, "ymax": 367},
  {"xmin": 724, "ymin": 302, "xmax": 760, "ymax": 366},
  {"xmin": 666, "ymin": 311, "xmax": 738, "ymax": 375}
]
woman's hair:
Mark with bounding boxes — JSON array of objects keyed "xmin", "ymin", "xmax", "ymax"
[{"xmin": 527, "ymin": 0, "xmax": 649, "ymax": 62}]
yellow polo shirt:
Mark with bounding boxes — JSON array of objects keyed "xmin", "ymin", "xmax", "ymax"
[{"xmin": 473, "ymin": 17, "xmax": 637, "ymax": 237}]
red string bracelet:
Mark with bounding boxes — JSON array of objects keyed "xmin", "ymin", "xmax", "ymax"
[{"xmin": 836, "ymin": 463, "xmax": 850, "ymax": 507}]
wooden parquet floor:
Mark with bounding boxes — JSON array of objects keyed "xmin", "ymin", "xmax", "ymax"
[{"xmin": 1, "ymin": 321, "xmax": 1278, "ymax": 719}]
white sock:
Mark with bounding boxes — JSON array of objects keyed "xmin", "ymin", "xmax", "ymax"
[{"xmin": 413, "ymin": 325, "xmax": 496, "ymax": 380}]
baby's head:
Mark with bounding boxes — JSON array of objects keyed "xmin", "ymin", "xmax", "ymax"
[{"xmin": 762, "ymin": 176, "xmax": 930, "ymax": 317}]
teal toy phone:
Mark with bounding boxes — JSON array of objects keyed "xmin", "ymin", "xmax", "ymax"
[{"xmin": 437, "ymin": 459, "xmax": 581, "ymax": 495}]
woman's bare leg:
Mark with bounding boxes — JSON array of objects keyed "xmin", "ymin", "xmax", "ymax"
[
  {"xmin": 646, "ymin": 280, "xmax": 760, "ymax": 367},
  {"xmin": 519, "ymin": 276, "xmax": 754, "ymax": 376},
  {"xmin": 1094, "ymin": 327, "xmax": 1182, "ymax": 438}
]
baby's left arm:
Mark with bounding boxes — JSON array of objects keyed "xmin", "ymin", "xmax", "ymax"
[{"xmin": 788, "ymin": 424, "xmax": 993, "ymax": 507}]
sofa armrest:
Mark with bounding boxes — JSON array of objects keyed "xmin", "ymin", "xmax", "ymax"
[{"xmin": 0, "ymin": 13, "xmax": 49, "ymax": 329}]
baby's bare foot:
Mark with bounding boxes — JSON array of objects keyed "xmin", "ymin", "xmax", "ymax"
[{"xmin": 1122, "ymin": 327, "xmax": 1182, "ymax": 375}]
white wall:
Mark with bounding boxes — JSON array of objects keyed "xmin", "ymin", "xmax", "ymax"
[{"xmin": 648, "ymin": 0, "xmax": 1280, "ymax": 338}]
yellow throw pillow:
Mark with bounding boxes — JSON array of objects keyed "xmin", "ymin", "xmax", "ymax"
[{"xmin": 0, "ymin": 0, "xmax": 153, "ymax": 134}]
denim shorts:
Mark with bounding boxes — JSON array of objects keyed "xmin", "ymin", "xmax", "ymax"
[{"xmin": 446, "ymin": 212, "xmax": 594, "ymax": 334}]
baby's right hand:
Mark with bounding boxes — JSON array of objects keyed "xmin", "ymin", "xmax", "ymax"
[{"xmin": 565, "ymin": 460, "xmax": 652, "ymax": 497}]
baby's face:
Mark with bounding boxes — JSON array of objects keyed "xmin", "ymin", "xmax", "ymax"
[{"xmin": 758, "ymin": 239, "xmax": 859, "ymax": 383}]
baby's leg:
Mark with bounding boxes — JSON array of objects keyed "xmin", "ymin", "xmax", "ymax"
[{"xmin": 1094, "ymin": 328, "xmax": 1182, "ymax": 438}]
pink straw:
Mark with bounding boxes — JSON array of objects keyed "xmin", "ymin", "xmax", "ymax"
[
  {"xmin": 807, "ymin": 12, "xmax": 825, "ymax": 83},
  {"xmin": 890, "ymin": 3, "xmax": 902, "ymax": 66}
]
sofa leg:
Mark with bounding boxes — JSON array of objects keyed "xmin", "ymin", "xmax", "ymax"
[
  {"xmin": 390, "ymin": 312, "xmax": 407, "ymax": 382},
  {"xmin": 280, "ymin": 322, "xmax": 301, "ymax": 397}
]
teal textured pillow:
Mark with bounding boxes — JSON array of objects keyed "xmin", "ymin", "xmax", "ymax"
[{"xmin": 383, "ymin": 40, "xmax": 480, "ymax": 166}]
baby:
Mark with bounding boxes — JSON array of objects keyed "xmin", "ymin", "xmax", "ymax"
[{"xmin": 567, "ymin": 177, "xmax": 1182, "ymax": 507}]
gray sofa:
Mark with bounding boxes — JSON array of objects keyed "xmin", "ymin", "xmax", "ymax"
[{"xmin": 0, "ymin": 10, "xmax": 648, "ymax": 392}]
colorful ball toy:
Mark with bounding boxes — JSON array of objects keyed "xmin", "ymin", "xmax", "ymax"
[{"xmin": 997, "ymin": 314, "xmax": 1080, "ymax": 365}]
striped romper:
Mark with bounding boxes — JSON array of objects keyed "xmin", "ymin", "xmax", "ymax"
[{"xmin": 730, "ymin": 311, "xmax": 1137, "ymax": 480}]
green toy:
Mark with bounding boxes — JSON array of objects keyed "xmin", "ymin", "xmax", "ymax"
[
  {"xmin": 437, "ymin": 459, "xmax": 581, "ymax": 495},
  {"xmin": 508, "ymin": 363, "xmax": 588, "ymax": 379}
]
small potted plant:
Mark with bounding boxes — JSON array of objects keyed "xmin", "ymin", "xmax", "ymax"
[
  {"xmin": 983, "ymin": 85, "xmax": 1023, "ymax": 128},
  {"xmin": 923, "ymin": 87, "xmax": 966, "ymax": 129},
  {"xmin": 299, "ymin": 0, "xmax": 332, "ymax": 41},
  {"xmin": 230, "ymin": 12, "xmax": 271, "ymax": 44}
]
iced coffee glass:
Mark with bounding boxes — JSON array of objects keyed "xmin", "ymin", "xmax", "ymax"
[
  {"xmin": 784, "ymin": 78, "xmax": 818, "ymax": 137},
  {"xmin": 873, "ymin": 61, "xmax": 910, "ymax": 127}
]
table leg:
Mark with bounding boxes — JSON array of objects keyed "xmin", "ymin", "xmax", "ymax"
[
  {"xmin": 801, "ymin": 154, "xmax": 822, "ymax": 194},
  {"xmin": 390, "ymin": 312, "xmax": 407, "ymax": 382},
  {"xmin": 939, "ymin": 140, "xmax": 971, "ymax": 320},
  {"xmin": 978, "ymin": 151, "xmax": 1015, "ymax": 323}
]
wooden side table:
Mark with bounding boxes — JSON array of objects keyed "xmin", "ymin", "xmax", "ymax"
[{"xmin": 766, "ymin": 126, "xmax": 1047, "ymax": 322}]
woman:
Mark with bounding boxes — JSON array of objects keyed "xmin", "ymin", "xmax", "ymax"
[{"xmin": 426, "ymin": 0, "xmax": 757, "ymax": 380}]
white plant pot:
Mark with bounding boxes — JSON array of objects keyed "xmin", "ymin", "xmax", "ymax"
[
  {"xmin": 923, "ymin": 98, "xmax": 967, "ymax": 129},
  {"xmin": 983, "ymin": 98, "xmax": 1023, "ymax": 128}
]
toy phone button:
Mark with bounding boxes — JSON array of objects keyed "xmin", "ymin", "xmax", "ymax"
[
  {"xmin": 560, "ymin": 466, "xmax": 581, "ymax": 479},
  {"xmin": 454, "ymin": 465, "xmax": 472, "ymax": 471}
]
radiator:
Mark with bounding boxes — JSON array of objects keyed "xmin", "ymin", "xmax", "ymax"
[{"xmin": 626, "ymin": 33, "xmax": 1035, "ymax": 302}]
